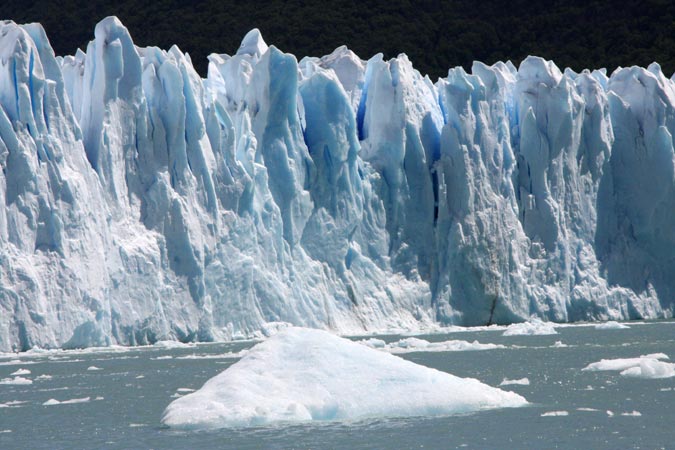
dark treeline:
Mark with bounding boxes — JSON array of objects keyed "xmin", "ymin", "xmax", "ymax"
[{"xmin": 3, "ymin": 0, "xmax": 675, "ymax": 79}]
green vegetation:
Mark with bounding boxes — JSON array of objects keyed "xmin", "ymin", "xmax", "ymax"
[{"xmin": 3, "ymin": 0, "xmax": 675, "ymax": 78}]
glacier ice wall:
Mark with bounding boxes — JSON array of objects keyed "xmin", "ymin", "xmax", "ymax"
[{"xmin": 0, "ymin": 17, "xmax": 673, "ymax": 351}]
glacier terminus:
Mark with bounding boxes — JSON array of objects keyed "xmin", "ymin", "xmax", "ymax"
[{"xmin": 0, "ymin": 17, "xmax": 673, "ymax": 352}]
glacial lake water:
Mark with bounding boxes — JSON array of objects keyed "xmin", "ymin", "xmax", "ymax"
[{"xmin": 1, "ymin": 321, "xmax": 674, "ymax": 449}]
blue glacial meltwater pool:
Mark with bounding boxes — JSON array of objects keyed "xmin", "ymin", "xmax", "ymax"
[{"xmin": 1, "ymin": 321, "xmax": 674, "ymax": 449}]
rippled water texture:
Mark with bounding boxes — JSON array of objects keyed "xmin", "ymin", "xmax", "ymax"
[{"xmin": 1, "ymin": 321, "xmax": 674, "ymax": 449}]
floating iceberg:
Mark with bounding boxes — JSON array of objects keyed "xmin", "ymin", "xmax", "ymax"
[
  {"xmin": 161, "ymin": 327, "xmax": 527, "ymax": 429},
  {"xmin": 594, "ymin": 321, "xmax": 630, "ymax": 330},
  {"xmin": 0, "ymin": 16, "xmax": 674, "ymax": 352},
  {"xmin": 582, "ymin": 353, "xmax": 675, "ymax": 379}
]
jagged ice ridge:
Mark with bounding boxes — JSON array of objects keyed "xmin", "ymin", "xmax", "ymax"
[{"xmin": 0, "ymin": 17, "xmax": 673, "ymax": 351}]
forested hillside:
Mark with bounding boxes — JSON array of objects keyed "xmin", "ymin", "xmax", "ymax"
[{"xmin": 3, "ymin": 0, "xmax": 675, "ymax": 78}]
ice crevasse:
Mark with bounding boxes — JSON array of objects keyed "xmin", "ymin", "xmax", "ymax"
[{"xmin": 0, "ymin": 17, "xmax": 673, "ymax": 351}]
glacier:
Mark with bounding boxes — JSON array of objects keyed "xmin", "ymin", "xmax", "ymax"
[{"xmin": 0, "ymin": 17, "xmax": 673, "ymax": 351}]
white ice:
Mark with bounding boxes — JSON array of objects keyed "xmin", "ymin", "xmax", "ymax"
[
  {"xmin": 503, "ymin": 320, "xmax": 558, "ymax": 336},
  {"xmin": 161, "ymin": 327, "xmax": 527, "ymax": 429},
  {"xmin": 541, "ymin": 411, "xmax": 568, "ymax": 416},
  {"xmin": 10, "ymin": 368, "xmax": 30, "ymax": 376},
  {"xmin": 358, "ymin": 337, "xmax": 505, "ymax": 353},
  {"xmin": 499, "ymin": 378, "xmax": 530, "ymax": 386},
  {"xmin": 43, "ymin": 397, "xmax": 91, "ymax": 405},
  {"xmin": 0, "ymin": 376, "xmax": 32, "ymax": 385},
  {"xmin": 595, "ymin": 321, "xmax": 630, "ymax": 330},
  {"xmin": 583, "ymin": 353, "xmax": 675, "ymax": 379}
]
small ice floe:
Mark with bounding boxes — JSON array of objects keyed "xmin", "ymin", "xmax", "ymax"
[
  {"xmin": 0, "ymin": 430, "xmax": 11, "ymax": 433},
  {"xmin": 499, "ymin": 378, "xmax": 530, "ymax": 386},
  {"xmin": 552, "ymin": 341, "xmax": 568, "ymax": 348},
  {"xmin": 621, "ymin": 411, "xmax": 642, "ymax": 416},
  {"xmin": 43, "ymin": 397, "xmax": 90, "ymax": 406},
  {"xmin": 136, "ymin": 375, "xmax": 145, "ymax": 379},
  {"xmin": 35, "ymin": 374, "xmax": 52, "ymax": 381},
  {"xmin": 176, "ymin": 388, "xmax": 195, "ymax": 393},
  {"xmin": 595, "ymin": 321, "xmax": 630, "ymax": 330},
  {"xmin": 577, "ymin": 408, "xmax": 599, "ymax": 412},
  {"xmin": 176, "ymin": 350, "xmax": 248, "ymax": 360},
  {"xmin": 10, "ymin": 368, "xmax": 31, "ymax": 376},
  {"xmin": 582, "ymin": 354, "xmax": 675, "ymax": 379},
  {"xmin": 358, "ymin": 337, "xmax": 505, "ymax": 354},
  {"xmin": 152, "ymin": 356, "xmax": 173, "ymax": 360},
  {"xmin": 541, "ymin": 411, "xmax": 568, "ymax": 417},
  {"xmin": 0, "ymin": 376, "xmax": 32, "ymax": 385},
  {"xmin": 0, "ymin": 400, "xmax": 28, "ymax": 408},
  {"xmin": 606, "ymin": 410, "xmax": 614, "ymax": 417},
  {"xmin": 129, "ymin": 423, "xmax": 147, "ymax": 428},
  {"xmin": 87, "ymin": 366, "xmax": 102, "ymax": 371},
  {"xmin": 503, "ymin": 320, "xmax": 557, "ymax": 336}
]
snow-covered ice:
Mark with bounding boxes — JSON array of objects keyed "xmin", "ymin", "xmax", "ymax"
[
  {"xmin": 583, "ymin": 354, "xmax": 675, "ymax": 379},
  {"xmin": 0, "ymin": 16, "xmax": 674, "ymax": 352},
  {"xmin": 10, "ymin": 368, "xmax": 30, "ymax": 376},
  {"xmin": 161, "ymin": 327, "xmax": 527, "ymax": 429},
  {"xmin": 87, "ymin": 366, "xmax": 102, "ymax": 371}
]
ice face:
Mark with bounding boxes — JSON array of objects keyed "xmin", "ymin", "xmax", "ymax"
[
  {"xmin": 161, "ymin": 327, "xmax": 527, "ymax": 429},
  {"xmin": 0, "ymin": 17, "xmax": 674, "ymax": 351}
]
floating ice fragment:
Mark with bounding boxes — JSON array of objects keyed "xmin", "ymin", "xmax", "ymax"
[
  {"xmin": 499, "ymin": 378, "xmax": 530, "ymax": 386},
  {"xmin": 541, "ymin": 411, "xmax": 568, "ymax": 416},
  {"xmin": 356, "ymin": 338, "xmax": 386, "ymax": 348},
  {"xmin": 595, "ymin": 321, "xmax": 630, "ymax": 330},
  {"xmin": 161, "ymin": 328, "xmax": 527, "ymax": 429},
  {"xmin": 43, "ymin": 397, "xmax": 90, "ymax": 405},
  {"xmin": 87, "ymin": 366, "xmax": 102, "ymax": 371},
  {"xmin": 583, "ymin": 354, "xmax": 675, "ymax": 378},
  {"xmin": 621, "ymin": 411, "xmax": 642, "ymax": 416},
  {"xmin": 0, "ymin": 376, "xmax": 32, "ymax": 385},
  {"xmin": 153, "ymin": 341, "xmax": 195, "ymax": 349},
  {"xmin": 503, "ymin": 320, "xmax": 557, "ymax": 336},
  {"xmin": 10, "ymin": 368, "xmax": 31, "ymax": 376},
  {"xmin": 357, "ymin": 337, "xmax": 505, "ymax": 353}
]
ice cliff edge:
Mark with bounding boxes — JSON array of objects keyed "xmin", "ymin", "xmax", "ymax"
[{"xmin": 0, "ymin": 17, "xmax": 673, "ymax": 351}]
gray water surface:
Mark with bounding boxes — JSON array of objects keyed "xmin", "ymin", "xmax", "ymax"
[{"xmin": 1, "ymin": 322, "xmax": 674, "ymax": 449}]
